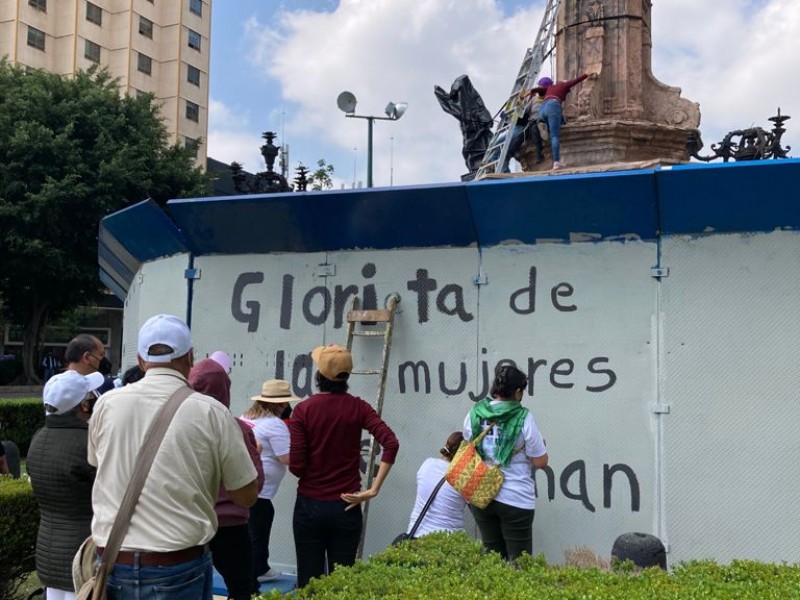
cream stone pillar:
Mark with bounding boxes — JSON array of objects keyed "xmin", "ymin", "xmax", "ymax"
[{"xmin": 518, "ymin": 0, "xmax": 700, "ymax": 172}]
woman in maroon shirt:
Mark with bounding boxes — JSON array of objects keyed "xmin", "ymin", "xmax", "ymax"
[
  {"xmin": 289, "ymin": 344, "xmax": 399, "ymax": 588},
  {"xmin": 532, "ymin": 73, "xmax": 596, "ymax": 169}
]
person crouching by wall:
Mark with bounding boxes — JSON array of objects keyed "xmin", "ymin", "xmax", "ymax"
[
  {"xmin": 241, "ymin": 379, "xmax": 299, "ymax": 585},
  {"xmin": 462, "ymin": 364, "xmax": 548, "ymax": 562},
  {"xmin": 404, "ymin": 432, "xmax": 468, "ymax": 539},
  {"xmin": 289, "ymin": 344, "xmax": 400, "ymax": 588},
  {"xmin": 189, "ymin": 357, "xmax": 265, "ymax": 600}
]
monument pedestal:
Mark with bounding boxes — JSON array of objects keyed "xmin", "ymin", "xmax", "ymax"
[
  {"xmin": 510, "ymin": 0, "xmax": 700, "ymax": 174},
  {"xmin": 518, "ymin": 120, "xmax": 694, "ymax": 172}
]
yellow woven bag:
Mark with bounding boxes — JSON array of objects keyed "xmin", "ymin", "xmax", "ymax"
[{"xmin": 445, "ymin": 422, "xmax": 504, "ymax": 509}]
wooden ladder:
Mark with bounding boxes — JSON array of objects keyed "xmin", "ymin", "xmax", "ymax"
[
  {"xmin": 346, "ymin": 292, "xmax": 401, "ymax": 559},
  {"xmin": 474, "ymin": 0, "xmax": 562, "ymax": 179}
]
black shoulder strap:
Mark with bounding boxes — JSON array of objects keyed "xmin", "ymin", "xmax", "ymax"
[{"xmin": 408, "ymin": 477, "xmax": 447, "ymax": 538}]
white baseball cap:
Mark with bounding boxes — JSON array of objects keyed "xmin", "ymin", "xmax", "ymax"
[
  {"xmin": 137, "ymin": 314, "xmax": 192, "ymax": 363},
  {"xmin": 43, "ymin": 370, "xmax": 105, "ymax": 415}
]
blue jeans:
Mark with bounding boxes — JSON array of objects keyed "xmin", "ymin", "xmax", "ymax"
[
  {"xmin": 501, "ymin": 125, "xmax": 525, "ymax": 173},
  {"xmin": 540, "ymin": 99, "xmax": 563, "ymax": 161},
  {"xmin": 106, "ymin": 551, "xmax": 213, "ymax": 600},
  {"xmin": 293, "ymin": 494, "xmax": 362, "ymax": 588},
  {"xmin": 490, "ymin": 125, "xmax": 527, "ymax": 173}
]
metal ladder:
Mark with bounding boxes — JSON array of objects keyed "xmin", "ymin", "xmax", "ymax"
[
  {"xmin": 345, "ymin": 292, "xmax": 401, "ymax": 559},
  {"xmin": 474, "ymin": 0, "xmax": 562, "ymax": 180}
]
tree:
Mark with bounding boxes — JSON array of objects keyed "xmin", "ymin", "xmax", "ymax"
[
  {"xmin": 0, "ymin": 62, "xmax": 208, "ymax": 382},
  {"xmin": 309, "ymin": 159, "xmax": 335, "ymax": 191}
]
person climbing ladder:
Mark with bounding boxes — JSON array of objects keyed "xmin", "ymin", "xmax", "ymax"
[{"xmin": 532, "ymin": 73, "xmax": 598, "ymax": 169}]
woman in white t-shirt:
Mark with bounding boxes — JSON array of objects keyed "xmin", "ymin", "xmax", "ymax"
[
  {"xmin": 462, "ymin": 365, "xmax": 548, "ymax": 562},
  {"xmin": 405, "ymin": 432, "xmax": 467, "ymax": 538},
  {"xmin": 242, "ymin": 379, "xmax": 298, "ymax": 583}
]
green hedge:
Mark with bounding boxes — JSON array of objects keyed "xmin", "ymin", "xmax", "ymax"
[
  {"xmin": 259, "ymin": 532, "xmax": 800, "ymax": 599},
  {"xmin": 0, "ymin": 476, "xmax": 39, "ymax": 600},
  {"xmin": 0, "ymin": 397, "xmax": 44, "ymax": 456}
]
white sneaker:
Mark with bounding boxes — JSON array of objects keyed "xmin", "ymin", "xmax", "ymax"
[
  {"xmin": 257, "ymin": 568, "xmax": 282, "ymax": 582},
  {"xmin": 553, "ymin": 160, "xmax": 566, "ymax": 170}
]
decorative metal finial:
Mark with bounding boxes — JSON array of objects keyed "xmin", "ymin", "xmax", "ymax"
[
  {"xmin": 228, "ymin": 131, "xmax": 293, "ymax": 194},
  {"xmin": 688, "ymin": 109, "xmax": 791, "ymax": 163}
]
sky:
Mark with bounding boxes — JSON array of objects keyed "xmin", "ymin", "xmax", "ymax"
[{"xmin": 208, "ymin": 0, "xmax": 799, "ymax": 189}]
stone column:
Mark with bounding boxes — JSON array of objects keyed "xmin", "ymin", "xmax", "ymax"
[{"xmin": 518, "ymin": 0, "xmax": 700, "ymax": 171}]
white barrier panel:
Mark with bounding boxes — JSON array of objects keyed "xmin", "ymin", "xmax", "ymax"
[
  {"xmin": 660, "ymin": 231, "xmax": 800, "ymax": 564},
  {"xmin": 121, "ymin": 254, "xmax": 189, "ymax": 371},
  {"xmin": 109, "ymin": 160, "xmax": 800, "ymax": 570},
  {"xmin": 124, "ymin": 240, "xmax": 659, "ymax": 567},
  {"xmin": 481, "ymin": 241, "xmax": 656, "ymax": 561}
]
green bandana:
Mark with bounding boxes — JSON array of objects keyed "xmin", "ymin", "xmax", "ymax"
[{"xmin": 469, "ymin": 397, "xmax": 528, "ymax": 467}]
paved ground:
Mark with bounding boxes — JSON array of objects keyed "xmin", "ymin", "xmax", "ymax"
[{"xmin": 212, "ymin": 569, "xmax": 297, "ymax": 597}]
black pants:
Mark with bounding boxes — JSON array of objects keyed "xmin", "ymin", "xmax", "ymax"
[
  {"xmin": 293, "ymin": 494, "xmax": 362, "ymax": 588},
  {"xmin": 209, "ymin": 524, "xmax": 255, "ymax": 600},
  {"xmin": 470, "ymin": 500, "xmax": 535, "ymax": 561},
  {"xmin": 249, "ymin": 498, "xmax": 275, "ymax": 578}
]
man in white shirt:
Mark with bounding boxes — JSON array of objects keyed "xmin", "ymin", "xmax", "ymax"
[{"xmin": 89, "ymin": 314, "xmax": 258, "ymax": 599}]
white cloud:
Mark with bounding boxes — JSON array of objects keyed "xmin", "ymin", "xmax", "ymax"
[
  {"xmin": 242, "ymin": 0, "xmax": 540, "ymax": 186},
  {"xmin": 234, "ymin": 0, "xmax": 799, "ymax": 186},
  {"xmin": 207, "ymin": 98, "xmax": 289, "ymax": 175},
  {"xmin": 651, "ymin": 0, "xmax": 800, "ymax": 152}
]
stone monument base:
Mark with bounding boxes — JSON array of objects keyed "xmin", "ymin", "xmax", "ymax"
[
  {"xmin": 517, "ymin": 120, "xmax": 696, "ymax": 172},
  {"xmin": 481, "ymin": 157, "xmax": 685, "ymax": 180}
]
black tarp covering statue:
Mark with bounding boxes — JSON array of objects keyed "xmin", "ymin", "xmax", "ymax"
[{"xmin": 434, "ymin": 75, "xmax": 494, "ymax": 179}]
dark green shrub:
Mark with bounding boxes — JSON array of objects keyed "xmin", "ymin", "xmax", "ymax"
[
  {"xmin": 0, "ymin": 398, "xmax": 44, "ymax": 456},
  {"xmin": 0, "ymin": 477, "xmax": 39, "ymax": 600},
  {"xmin": 258, "ymin": 532, "xmax": 800, "ymax": 599}
]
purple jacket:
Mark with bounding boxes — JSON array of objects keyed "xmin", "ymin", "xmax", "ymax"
[{"xmin": 189, "ymin": 358, "xmax": 265, "ymax": 526}]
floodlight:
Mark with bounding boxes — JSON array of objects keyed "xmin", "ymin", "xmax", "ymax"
[
  {"xmin": 337, "ymin": 91, "xmax": 358, "ymax": 114},
  {"xmin": 385, "ymin": 101, "xmax": 408, "ymax": 120}
]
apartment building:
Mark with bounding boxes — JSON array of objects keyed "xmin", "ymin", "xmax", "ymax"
[{"xmin": 0, "ymin": 0, "xmax": 211, "ymax": 166}]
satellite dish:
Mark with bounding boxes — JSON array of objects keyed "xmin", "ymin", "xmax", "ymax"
[
  {"xmin": 337, "ymin": 91, "xmax": 357, "ymax": 114},
  {"xmin": 385, "ymin": 101, "xmax": 408, "ymax": 120}
]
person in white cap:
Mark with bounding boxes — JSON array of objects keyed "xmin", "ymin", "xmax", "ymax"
[
  {"xmin": 88, "ymin": 314, "xmax": 259, "ymax": 599},
  {"xmin": 27, "ymin": 369, "xmax": 105, "ymax": 600}
]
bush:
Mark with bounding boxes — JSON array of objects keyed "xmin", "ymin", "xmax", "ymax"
[
  {"xmin": 0, "ymin": 476, "xmax": 39, "ymax": 600},
  {"xmin": 0, "ymin": 398, "xmax": 44, "ymax": 456},
  {"xmin": 258, "ymin": 532, "xmax": 800, "ymax": 599}
]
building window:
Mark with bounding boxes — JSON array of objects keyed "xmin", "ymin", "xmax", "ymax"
[
  {"xmin": 139, "ymin": 16, "xmax": 153, "ymax": 39},
  {"xmin": 137, "ymin": 52, "xmax": 152, "ymax": 75},
  {"xmin": 84, "ymin": 39, "xmax": 101, "ymax": 63},
  {"xmin": 86, "ymin": 2, "xmax": 102, "ymax": 26},
  {"xmin": 189, "ymin": 0, "xmax": 202, "ymax": 16},
  {"xmin": 187, "ymin": 29, "xmax": 201, "ymax": 51},
  {"xmin": 187, "ymin": 64, "xmax": 200, "ymax": 86},
  {"xmin": 185, "ymin": 137, "xmax": 199, "ymax": 157},
  {"xmin": 27, "ymin": 26, "xmax": 45, "ymax": 51},
  {"xmin": 28, "ymin": 0, "xmax": 47, "ymax": 11},
  {"xmin": 185, "ymin": 100, "xmax": 199, "ymax": 122}
]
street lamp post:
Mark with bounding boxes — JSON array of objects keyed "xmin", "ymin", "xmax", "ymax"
[{"xmin": 337, "ymin": 92, "xmax": 407, "ymax": 188}]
